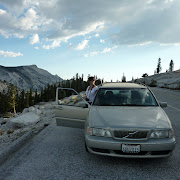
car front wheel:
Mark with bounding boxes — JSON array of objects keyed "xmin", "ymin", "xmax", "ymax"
[{"xmin": 85, "ymin": 143, "xmax": 89, "ymax": 153}]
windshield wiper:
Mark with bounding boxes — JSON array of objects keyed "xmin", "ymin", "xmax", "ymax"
[
  {"xmin": 96, "ymin": 104, "xmax": 157, "ymax": 106},
  {"xmin": 118, "ymin": 104, "xmax": 156, "ymax": 106}
]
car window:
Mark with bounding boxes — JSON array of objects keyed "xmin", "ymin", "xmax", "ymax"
[
  {"xmin": 93, "ymin": 88, "xmax": 158, "ymax": 106},
  {"xmin": 57, "ymin": 89, "xmax": 86, "ymax": 107}
]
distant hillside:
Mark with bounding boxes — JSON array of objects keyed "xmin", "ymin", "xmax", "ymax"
[
  {"xmin": 0, "ymin": 65, "xmax": 63, "ymax": 91},
  {"xmin": 136, "ymin": 70, "xmax": 180, "ymax": 89}
]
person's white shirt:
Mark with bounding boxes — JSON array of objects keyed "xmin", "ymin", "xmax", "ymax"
[{"xmin": 85, "ymin": 86, "xmax": 99, "ymax": 103}]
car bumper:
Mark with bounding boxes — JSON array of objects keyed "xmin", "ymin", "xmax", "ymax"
[{"xmin": 85, "ymin": 135, "xmax": 176, "ymax": 158}]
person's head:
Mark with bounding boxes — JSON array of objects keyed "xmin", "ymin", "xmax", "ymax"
[{"xmin": 88, "ymin": 76, "xmax": 96, "ymax": 85}]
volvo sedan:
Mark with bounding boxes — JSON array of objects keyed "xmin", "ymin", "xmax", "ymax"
[{"xmin": 55, "ymin": 83, "xmax": 176, "ymax": 158}]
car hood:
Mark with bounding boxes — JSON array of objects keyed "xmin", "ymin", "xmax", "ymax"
[{"xmin": 88, "ymin": 106, "xmax": 171, "ymax": 129}]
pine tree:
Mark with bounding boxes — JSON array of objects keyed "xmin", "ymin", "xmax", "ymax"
[
  {"xmin": 0, "ymin": 93, "xmax": 10, "ymax": 116},
  {"xmin": 34, "ymin": 89, "xmax": 38, "ymax": 105},
  {"xmin": 24, "ymin": 91, "xmax": 30, "ymax": 108},
  {"xmin": 122, "ymin": 73, "xmax": 126, "ymax": 82},
  {"xmin": 169, "ymin": 60, "xmax": 174, "ymax": 72},
  {"xmin": 20, "ymin": 90, "xmax": 25, "ymax": 111},
  {"xmin": 40, "ymin": 88, "xmax": 44, "ymax": 102},
  {"xmin": 44, "ymin": 87, "xmax": 48, "ymax": 102},
  {"xmin": 157, "ymin": 58, "xmax": 162, "ymax": 74},
  {"xmin": 16, "ymin": 91, "xmax": 21, "ymax": 112},
  {"xmin": 9, "ymin": 85, "xmax": 16, "ymax": 114},
  {"xmin": 102, "ymin": 78, "xmax": 104, "ymax": 84},
  {"xmin": 29, "ymin": 88, "xmax": 33, "ymax": 106}
]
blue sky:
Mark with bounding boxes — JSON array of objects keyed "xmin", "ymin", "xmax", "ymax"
[{"xmin": 0, "ymin": 0, "xmax": 180, "ymax": 81}]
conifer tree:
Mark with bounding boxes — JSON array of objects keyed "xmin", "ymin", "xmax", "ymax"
[
  {"xmin": 20, "ymin": 90, "xmax": 25, "ymax": 111},
  {"xmin": 169, "ymin": 60, "xmax": 174, "ymax": 72},
  {"xmin": 16, "ymin": 91, "xmax": 21, "ymax": 112},
  {"xmin": 24, "ymin": 91, "xmax": 30, "ymax": 108},
  {"xmin": 122, "ymin": 73, "xmax": 126, "ymax": 82},
  {"xmin": 29, "ymin": 88, "xmax": 33, "ymax": 106},
  {"xmin": 44, "ymin": 87, "xmax": 48, "ymax": 102},
  {"xmin": 9, "ymin": 85, "xmax": 16, "ymax": 114},
  {"xmin": 34, "ymin": 89, "xmax": 38, "ymax": 105},
  {"xmin": 157, "ymin": 58, "xmax": 162, "ymax": 74}
]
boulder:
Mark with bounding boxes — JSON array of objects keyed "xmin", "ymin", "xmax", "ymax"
[
  {"xmin": 1, "ymin": 119, "xmax": 7, "ymax": 125},
  {"xmin": 43, "ymin": 104, "xmax": 53, "ymax": 109},
  {"xmin": 34, "ymin": 105, "xmax": 39, "ymax": 109},
  {"xmin": 137, "ymin": 70, "xmax": 180, "ymax": 89},
  {"xmin": 29, "ymin": 106, "xmax": 35, "ymax": 112},
  {"xmin": 9, "ymin": 112, "xmax": 40, "ymax": 128},
  {"xmin": 22, "ymin": 108, "xmax": 29, "ymax": 114},
  {"xmin": 34, "ymin": 109, "xmax": 42, "ymax": 116}
]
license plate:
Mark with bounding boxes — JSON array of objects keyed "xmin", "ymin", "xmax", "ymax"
[{"xmin": 122, "ymin": 144, "xmax": 140, "ymax": 153}]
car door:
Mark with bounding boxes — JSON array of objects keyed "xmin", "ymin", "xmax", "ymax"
[{"xmin": 55, "ymin": 88, "xmax": 90, "ymax": 129}]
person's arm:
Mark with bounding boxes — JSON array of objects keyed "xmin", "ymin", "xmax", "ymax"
[
  {"xmin": 94, "ymin": 86, "xmax": 99, "ymax": 93},
  {"xmin": 85, "ymin": 86, "xmax": 89, "ymax": 96},
  {"xmin": 85, "ymin": 86, "xmax": 90, "ymax": 101}
]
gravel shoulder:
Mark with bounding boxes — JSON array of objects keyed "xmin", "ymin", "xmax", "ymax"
[{"xmin": 0, "ymin": 103, "xmax": 56, "ymax": 154}]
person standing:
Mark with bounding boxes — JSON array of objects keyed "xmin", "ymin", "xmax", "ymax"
[{"xmin": 85, "ymin": 76, "xmax": 99, "ymax": 104}]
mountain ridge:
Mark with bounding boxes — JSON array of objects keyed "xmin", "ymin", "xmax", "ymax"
[{"xmin": 0, "ymin": 65, "xmax": 62, "ymax": 91}]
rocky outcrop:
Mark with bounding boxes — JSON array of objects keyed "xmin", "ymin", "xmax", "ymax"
[{"xmin": 136, "ymin": 70, "xmax": 180, "ymax": 89}]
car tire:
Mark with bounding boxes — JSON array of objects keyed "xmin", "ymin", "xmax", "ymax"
[{"xmin": 85, "ymin": 143, "xmax": 89, "ymax": 153}]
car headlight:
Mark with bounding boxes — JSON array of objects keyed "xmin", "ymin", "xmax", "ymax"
[
  {"xmin": 150, "ymin": 130, "xmax": 174, "ymax": 138},
  {"xmin": 86, "ymin": 127, "xmax": 112, "ymax": 137}
]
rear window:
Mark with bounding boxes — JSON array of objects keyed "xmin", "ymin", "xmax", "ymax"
[{"xmin": 93, "ymin": 88, "xmax": 158, "ymax": 106}]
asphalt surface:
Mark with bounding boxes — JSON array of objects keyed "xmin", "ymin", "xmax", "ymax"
[{"xmin": 0, "ymin": 87, "xmax": 180, "ymax": 180}]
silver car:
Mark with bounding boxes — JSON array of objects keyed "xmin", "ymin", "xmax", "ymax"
[{"xmin": 55, "ymin": 83, "xmax": 176, "ymax": 158}]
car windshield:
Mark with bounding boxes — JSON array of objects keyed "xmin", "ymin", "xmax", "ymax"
[{"xmin": 93, "ymin": 88, "xmax": 158, "ymax": 106}]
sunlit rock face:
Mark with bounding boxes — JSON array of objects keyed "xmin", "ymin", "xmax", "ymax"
[
  {"xmin": 0, "ymin": 65, "xmax": 62, "ymax": 91},
  {"xmin": 136, "ymin": 70, "xmax": 180, "ymax": 89}
]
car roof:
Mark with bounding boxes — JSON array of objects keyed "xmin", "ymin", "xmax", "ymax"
[{"xmin": 100, "ymin": 82, "xmax": 147, "ymax": 89}]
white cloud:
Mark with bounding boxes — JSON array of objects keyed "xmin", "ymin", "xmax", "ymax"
[
  {"xmin": 84, "ymin": 54, "xmax": 88, "ymax": 58},
  {"xmin": 68, "ymin": 43, "xmax": 73, "ymax": 48},
  {"xmin": 0, "ymin": 50, "xmax": 23, "ymax": 57},
  {"xmin": 0, "ymin": 0, "xmax": 180, "ymax": 46},
  {"xmin": 112, "ymin": 46, "xmax": 118, "ymax": 49},
  {"xmin": 42, "ymin": 40, "xmax": 61, "ymax": 49},
  {"xmin": 18, "ymin": 8, "xmax": 38, "ymax": 31},
  {"xmin": 85, "ymin": 45, "xmax": 117, "ymax": 57},
  {"xmin": 160, "ymin": 43, "xmax": 180, "ymax": 46},
  {"xmin": 165, "ymin": 0, "xmax": 174, "ymax": 3},
  {"xmin": 147, "ymin": 0, "xmax": 155, "ymax": 4},
  {"xmin": 102, "ymin": 48, "xmax": 111, "ymax": 53},
  {"xmin": 0, "ymin": 9, "xmax": 7, "ymax": 15},
  {"xmin": 75, "ymin": 40, "xmax": 89, "ymax": 50},
  {"xmin": 29, "ymin": 34, "xmax": 40, "ymax": 44},
  {"xmin": 128, "ymin": 41, "xmax": 152, "ymax": 47},
  {"xmin": 90, "ymin": 51, "xmax": 99, "ymax": 56},
  {"xmin": 48, "ymin": 21, "xmax": 104, "ymax": 41},
  {"xmin": 100, "ymin": 39, "xmax": 105, "ymax": 43},
  {"xmin": 34, "ymin": 47, "xmax": 39, "ymax": 49}
]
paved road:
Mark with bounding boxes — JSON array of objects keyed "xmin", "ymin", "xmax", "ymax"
[{"xmin": 0, "ymin": 87, "xmax": 180, "ymax": 180}]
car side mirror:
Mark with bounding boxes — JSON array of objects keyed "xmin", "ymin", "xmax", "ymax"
[{"xmin": 159, "ymin": 102, "xmax": 167, "ymax": 108}]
